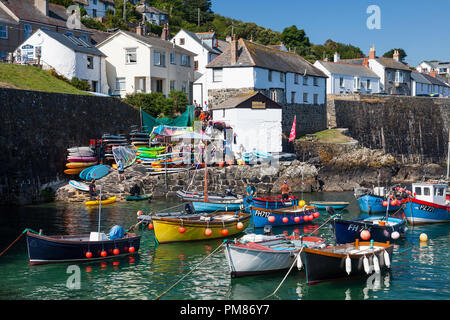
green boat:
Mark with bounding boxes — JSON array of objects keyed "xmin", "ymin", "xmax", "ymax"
[{"xmin": 125, "ymin": 193, "xmax": 152, "ymax": 201}]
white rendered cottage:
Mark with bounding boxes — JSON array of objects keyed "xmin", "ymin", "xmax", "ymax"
[
  {"xmin": 96, "ymin": 29, "xmax": 196, "ymax": 99},
  {"xmin": 15, "ymin": 28, "xmax": 109, "ymax": 94},
  {"xmin": 74, "ymin": 0, "xmax": 116, "ymax": 18}
]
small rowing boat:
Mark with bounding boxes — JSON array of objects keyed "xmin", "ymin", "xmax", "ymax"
[
  {"xmin": 125, "ymin": 193, "xmax": 152, "ymax": 201},
  {"xmin": 85, "ymin": 196, "xmax": 117, "ymax": 207},
  {"xmin": 309, "ymin": 201, "xmax": 349, "ymax": 210}
]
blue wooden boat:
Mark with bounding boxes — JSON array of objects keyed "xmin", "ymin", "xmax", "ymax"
[
  {"xmin": 310, "ymin": 201, "xmax": 349, "ymax": 210},
  {"xmin": 356, "ymin": 194, "xmax": 402, "ymax": 213},
  {"xmin": 332, "ymin": 216, "xmax": 407, "ymax": 244},
  {"xmin": 189, "ymin": 199, "xmax": 243, "ymax": 212},
  {"xmin": 250, "ymin": 205, "xmax": 318, "ymax": 228},
  {"xmin": 250, "ymin": 195, "xmax": 299, "ymax": 210},
  {"xmin": 26, "ymin": 229, "xmax": 141, "ymax": 265},
  {"xmin": 403, "ymin": 182, "xmax": 450, "ymax": 225}
]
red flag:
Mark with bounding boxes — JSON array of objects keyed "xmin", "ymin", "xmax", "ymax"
[{"xmin": 289, "ymin": 115, "xmax": 296, "ymax": 142}]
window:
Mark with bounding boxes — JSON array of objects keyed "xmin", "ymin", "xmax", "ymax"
[
  {"xmin": 92, "ymin": 9, "xmax": 97, "ymax": 18},
  {"xmin": 339, "ymin": 77, "xmax": 344, "ymax": 87},
  {"xmin": 294, "ymin": 74, "xmax": 299, "ymax": 84},
  {"xmin": 213, "ymin": 68, "xmax": 223, "ymax": 82},
  {"xmin": 170, "ymin": 52, "xmax": 176, "ymax": 64},
  {"xmin": 367, "ymin": 79, "xmax": 371, "ymax": 90},
  {"xmin": 268, "ymin": 70, "xmax": 272, "ymax": 82},
  {"xmin": 87, "ymin": 56, "xmax": 94, "ymax": 69},
  {"xmin": 303, "ymin": 75, "xmax": 308, "ymax": 85},
  {"xmin": 415, "ymin": 187, "xmax": 422, "ymax": 195},
  {"xmin": 91, "ymin": 80, "xmax": 98, "ymax": 92},
  {"xmin": 170, "ymin": 80, "xmax": 176, "ymax": 91},
  {"xmin": 280, "ymin": 72, "xmax": 284, "ymax": 82},
  {"xmin": 387, "ymin": 72, "xmax": 392, "ymax": 81},
  {"xmin": 194, "ymin": 60, "xmax": 198, "ymax": 71},
  {"xmin": 313, "ymin": 77, "xmax": 318, "ymax": 86},
  {"xmin": 395, "ymin": 71, "xmax": 404, "ymax": 83},
  {"xmin": 179, "ymin": 38, "xmax": 185, "ymax": 45},
  {"xmin": 65, "ymin": 31, "xmax": 73, "ymax": 37},
  {"xmin": 0, "ymin": 25, "xmax": 7, "ymax": 39},
  {"xmin": 154, "ymin": 51, "xmax": 166, "ymax": 67},
  {"xmin": 353, "ymin": 77, "xmax": 360, "ymax": 89},
  {"xmin": 93, "ymin": 0, "xmax": 97, "ymax": 4},
  {"xmin": 291, "ymin": 91, "xmax": 296, "ymax": 104},
  {"xmin": 313, "ymin": 94, "xmax": 318, "ymax": 104},
  {"xmin": 24, "ymin": 24, "xmax": 32, "ymax": 40},
  {"xmin": 180, "ymin": 55, "xmax": 190, "ymax": 66},
  {"xmin": 115, "ymin": 77, "xmax": 126, "ymax": 91},
  {"xmin": 125, "ymin": 48, "xmax": 137, "ymax": 64},
  {"xmin": 271, "ymin": 90, "xmax": 278, "ymax": 102},
  {"xmin": 423, "ymin": 187, "xmax": 430, "ymax": 196},
  {"xmin": 303, "ymin": 92, "xmax": 308, "ymax": 103},
  {"xmin": 181, "ymin": 81, "xmax": 187, "ymax": 94}
]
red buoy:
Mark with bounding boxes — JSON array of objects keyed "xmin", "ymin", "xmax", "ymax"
[
  {"xmin": 221, "ymin": 229, "xmax": 229, "ymax": 236},
  {"xmin": 282, "ymin": 217, "xmax": 289, "ymax": 223},
  {"xmin": 113, "ymin": 248, "xmax": 119, "ymax": 255},
  {"xmin": 308, "ymin": 215, "xmax": 314, "ymax": 221},
  {"xmin": 148, "ymin": 223, "xmax": 154, "ymax": 230},
  {"xmin": 85, "ymin": 251, "xmax": 92, "ymax": 258},
  {"xmin": 382, "ymin": 201, "xmax": 388, "ymax": 207},
  {"xmin": 205, "ymin": 228, "xmax": 212, "ymax": 236},
  {"xmin": 128, "ymin": 247, "xmax": 135, "ymax": 253},
  {"xmin": 313, "ymin": 212, "xmax": 320, "ymax": 218},
  {"xmin": 360, "ymin": 230, "xmax": 371, "ymax": 240},
  {"xmin": 179, "ymin": 226, "xmax": 186, "ymax": 234},
  {"xmin": 100, "ymin": 251, "xmax": 107, "ymax": 257},
  {"xmin": 268, "ymin": 216, "xmax": 275, "ymax": 223},
  {"xmin": 294, "ymin": 216, "xmax": 300, "ymax": 223}
]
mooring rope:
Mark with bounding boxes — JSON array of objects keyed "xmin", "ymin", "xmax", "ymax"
[
  {"xmin": 0, "ymin": 228, "xmax": 42, "ymax": 258},
  {"xmin": 154, "ymin": 242, "xmax": 224, "ymax": 300}
]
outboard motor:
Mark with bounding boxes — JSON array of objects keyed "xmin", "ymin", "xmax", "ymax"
[{"xmin": 264, "ymin": 225, "xmax": 273, "ymax": 235}]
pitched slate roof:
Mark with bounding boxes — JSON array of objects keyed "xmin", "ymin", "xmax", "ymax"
[
  {"xmin": 315, "ymin": 60, "xmax": 379, "ymax": 78},
  {"xmin": 0, "ymin": 0, "xmax": 90, "ymax": 31},
  {"xmin": 210, "ymin": 91, "xmax": 282, "ymax": 110},
  {"xmin": 411, "ymin": 72, "xmax": 432, "ymax": 84},
  {"xmin": 180, "ymin": 29, "xmax": 222, "ymax": 55},
  {"xmin": 136, "ymin": 4, "xmax": 168, "ymax": 15},
  {"xmin": 39, "ymin": 28, "xmax": 105, "ymax": 56},
  {"xmin": 421, "ymin": 73, "xmax": 450, "ymax": 87},
  {"xmin": 97, "ymin": 30, "xmax": 196, "ymax": 56},
  {"xmin": 374, "ymin": 57, "xmax": 411, "ymax": 71},
  {"xmin": 207, "ymin": 38, "xmax": 327, "ymax": 78}
]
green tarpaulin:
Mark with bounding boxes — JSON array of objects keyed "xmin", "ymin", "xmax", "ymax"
[{"xmin": 141, "ymin": 105, "xmax": 195, "ymax": 133}]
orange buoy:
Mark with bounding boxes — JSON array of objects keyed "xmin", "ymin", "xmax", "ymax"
[
  {"xmin": 360, "ymin": 230, "xmax": 371, "ymax": 240},
  {"xmin": 179, "ymin": 226, "xmax": 186, "ymax": 234},
  {"xmin": 148, "ymin": 223, "xmax": 154, "ymax": 230},
  {"xmin": 236, "ymin": 222, "xmax": 244, "ymax": 230},
  {"xmin": 85, "ymin": 251, "xmax": 92, "ymax": 258},
  {"xmin": 294, "ymin": 216, "xmax": 300, "ymax": 223},
  {"xmin": 221, "ymin": 228, "xmax": 229, "ymax": 236},
  {"xmin": 268, "ymin": 216, "xmax": 276, "ymax": 223},
  {"xmin": 382, "ymin": 201, "xmax": 388, "ymax": 207},
  {"xmin": 205, "ymin": 228, "xmax": 212, "ymax": 236},
  {"xmin": 282, "ymin": 217, "xmax": 289, "ymax": 223},
  {"xmin": 101, "ymin": 250, "xmax": 107, "ymax": 257},
  {"xmin": 308, "ymin": 215, "xmax": 314, "ymax": 221},
  {"xmin": 113, "ymin": 248, "xmax": 120, "ymax": 255},
  {"xmin": 313, "ymin": 212, "xmax": 320, "ymax": 218},
  {"xmin": 137, "ymin": 210, "xmax": 143, "ymax": 216},
  {"xmin": 128, "ymin": 246, "xmax": 135, "ymax": 253}
]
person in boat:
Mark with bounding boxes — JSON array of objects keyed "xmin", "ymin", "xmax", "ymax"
[
  {"xmin": 117, "ymin": 157, "xmax": 126, "ymax": 182},
  {"xmin": 130, "ymin": 183, "xmax": 141, "ymax": 197},
  {"xmin": 89, "ymin": 179, "xmax": 97, "ymax": 200},
  {"xmin": 280, "ymin": 180, "xmax": 292, "ymax": 201},
  {"xmin": 246, "ymin": 185, "xmax": 257, "ymax": 197}
]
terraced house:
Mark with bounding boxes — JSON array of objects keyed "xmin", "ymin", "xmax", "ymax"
[
  {"xmin": 206, "ymin": 36, "xmax": 328, "ymax": 150},
  {"xmin": 73, "ymin": 0, "xmax": 116, "ymax": 19}
]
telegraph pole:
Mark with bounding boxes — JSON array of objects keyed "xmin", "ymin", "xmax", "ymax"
[{"xmin": 123, "ymin": 0, "xmax": 127, "ymax": 22}]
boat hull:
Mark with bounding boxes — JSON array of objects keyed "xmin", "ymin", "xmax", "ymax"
[
  {"xmin": 250, "ymin": 196, "xmax": 299, "ymax": 210},
  {"xmin": 26, "ymin": 232, "xmax": 141, "ymax": 265},
  {"xmin": 152, "ymin": 213, "xmax": 251, "ymax": 244},
  {"xmin": 332, "ymin": 217, "xmax": 406, "ymax": 244},
  {"xmin": 310, "ymin": 202, "xmax": 349, "ymax": 210},
  {"xmin": 191, "ymin": 200, "xmax": 242, "ymax": 212},
  {"xmin": 224, "ymin": 241, "xmax": 297, "ymax": 278},
  {"xmin": 301, "ymin": 242, "xmax": 393, "ymax": 285},
  {"xmin": 356, "ymin": 194, "xmax": 401, "ymax": 213},
  {"xmin": 251, "ymin": 206, "xmax": 318, "ymax": 228},
  {"xmin": 404, "ymin": 198, "xmax": 450, "ymax": 224}
]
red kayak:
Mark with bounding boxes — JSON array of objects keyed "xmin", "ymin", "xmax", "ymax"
[{"xmin": 67, "ymin": 156, "xmax": 98, "ymax": 163}]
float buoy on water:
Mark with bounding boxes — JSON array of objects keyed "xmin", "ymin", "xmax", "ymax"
[
  {"xmin": 345, "ymin": 255, "xmax": 351, "ymax": 275},
  {"xmin": 297, "ymin": 255, "xmax": 303, "ymax": 270}
]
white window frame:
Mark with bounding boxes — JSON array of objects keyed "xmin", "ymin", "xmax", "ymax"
[
  {"xmin": 303, "ymin": 75, "xmax": 308, "ymax": 86},
  {"xmin": 313, "ymin": 93, "xmax": 318, "ymax": 104},
  {"xmin": 180, "ymin": 55, "xmax": 190, "ymax": 67},
  {"xmin": 115, "ymin": 77, "xmax": 126, "ymax": 91},
  {"xmin": 170, "ymin": 52, "xmax": 176, "ymax": 64},
  {"xmin": 125, "ymin": 48, "xmax": 137, "ymax": 64},
  {"xmin": 339, "ymin": 77, "xmax": 344, "ymax": 88},
  {"xmin": 213, "ymin": 68, "xmax": 223, "ymax": 82},
  {"xmin": 154, "ymin": 50, "xmax": 166, "ymax": 67},
  {"xmin": 169, "ymin": 80, "xmax": 176, "ymax": 91}
]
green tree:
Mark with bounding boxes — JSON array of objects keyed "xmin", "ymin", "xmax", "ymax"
[
  {"xmin": 383, "ymin": 48, "xmax": 407, "ymax": 62},
  {"xmin": 168, "ymin": 90, "xmax": 189, "ymax": 114},
  {"xmin": 280, "ymin": 25, "xmax": 311, "ymax": 56},
  {"xmin": 124, "ymin": 92, "xmax": 173, "ymax": 118}
]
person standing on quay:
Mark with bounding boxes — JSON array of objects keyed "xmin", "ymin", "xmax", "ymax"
[{"xmin": 117, "ymin": 157, "xmax": 126, "ymax": 182}]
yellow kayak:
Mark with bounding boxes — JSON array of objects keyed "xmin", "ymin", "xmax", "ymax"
[
  {"xmin": 66, "ymin": 162, "xmax": 97, "ymax": 169},
  {"xmin": 152, "ymin": 211, "xmax": 251, "ymax": 244},
  {"xmin": 85, "ymin": 196, "xmax": 117, "ymax": 206}
]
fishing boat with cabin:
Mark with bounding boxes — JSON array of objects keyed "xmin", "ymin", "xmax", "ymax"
[
  {"xmin": 354, "ymin": 186, "xmax": 403, "ymax": 213},
  {"xmin": 404, "ymin": 181, "xmax": 450, "ymax": 224},
  {"xmin": 300, "ymin": 240, "xmax": 394, "ymax": 285},
  {"xmin": 250, "ymin": 195, "xmax": 299, "ymax": 210}
]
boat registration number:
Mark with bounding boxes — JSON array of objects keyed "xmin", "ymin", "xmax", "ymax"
[
  {"xmin": 253, "ymin": 210, "xmax": 270, "ymax": 218},
  {"xmin": 419, "ymin": 205, "xmax": 434, "ymax": 212}
]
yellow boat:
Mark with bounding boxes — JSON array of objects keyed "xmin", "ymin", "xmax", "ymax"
[
  {"xmin": 151, "ymin": 211, "xmax": 251, "ymax": 244},
  {"xmin": 85, "ymin": 196, "xmax": 117, "ymax": 207}
]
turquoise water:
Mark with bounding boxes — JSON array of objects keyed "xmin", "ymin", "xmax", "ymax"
[{"xmin": 0, "ymin": 191, "xmax": 448, "ymax": 300}]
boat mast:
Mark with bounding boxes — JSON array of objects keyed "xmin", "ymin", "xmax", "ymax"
[
  {"xmin": 447, "ymin": 127, "xmax": 450, "ymax": 182},
  {"xmin": 204, "ymin": 142, "xmax": 208, "ymax": 202},
  {"xmin": 97, "ymin": 185, "xmax": 102, "ymax": 238}
]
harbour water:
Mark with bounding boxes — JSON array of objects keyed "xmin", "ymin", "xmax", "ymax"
[{"xmin": 0, "ymin": 191, "xmax": 448, "ymax": 300}]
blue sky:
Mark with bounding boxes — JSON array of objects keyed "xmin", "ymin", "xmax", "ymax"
[{"xmin": 212, "ymin": 0, "xmax": 449, "ymax": 67}]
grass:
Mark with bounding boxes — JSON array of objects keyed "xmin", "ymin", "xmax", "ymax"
[
  {"xmin": 0, "ymin": 63, "xmax": 90, "ymax": 95},
  {"xmin": 298, "ymin": 129, "xmax": 354, "ymax": 144}
]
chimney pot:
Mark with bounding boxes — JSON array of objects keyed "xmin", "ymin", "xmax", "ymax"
[
  {"xmin": 34, "ymin": 0, "xmax": 49, "ymax": 16},
  {"xmin": 231, "ymin": 34, "xmax": 238, "ymax": 64},
  {"xmin": 363, "ymin": 57, "xmax": 369, "ymax": 67},
  {"xmin": 393, "ymin": 50, "xmax": 400, "ymax": 62},
  {"xmin": 136, "ymin": 25, "xmax": 142, "ymax": 36},
  {"xmin": 369, "ymin": 45, "xmax": 376, "ymax": 60},
  {"xmin": 333, "ymin": 52, "xmax": 340, "ymax": 63}
]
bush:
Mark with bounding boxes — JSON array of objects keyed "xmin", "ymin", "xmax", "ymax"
[
  {"xmin": 124, "ymin": 91, "xmax": 189, "ymax": 118},
  {"xmin": 70, "ymin": 77, "xmax": 91, "ymax": 91}
]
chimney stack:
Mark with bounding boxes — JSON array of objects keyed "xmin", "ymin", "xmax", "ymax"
[
  {"xmin": 430, "ymin": 70, "xmax": 437, "ymax": 78},
  {"xmin": 333, "ymin": 52, "xmax": 340, "ymax": 63},
  {"xmin": 393, "ymin": 50, "xmax": 400, "ymax": 62},
  {"xmin": 161, "ymin": 24, "xmax": 170, "ymax": 41},
  {"xmin": 231, "ymin": 34, "xmax": 238, "ymax": 64},
  {"xmin": 369, "ymin": 45, "xmax": 376, "ymax": 59},
  {"xmin": 136, "ymin": 25, "xmax": 142, "ymax": 36},
  {"xmin": 34, "ymin": 0, "xmax": 49, "ymax": 16},
  {"xmin": 363, "ymin": 57, "xmax": 369, "ymax": 67}
]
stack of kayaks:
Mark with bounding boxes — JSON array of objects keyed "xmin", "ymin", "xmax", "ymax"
[
  {"xmin": 102, "ymin": 134, "xmax": 128, "ymax": 162},
  {"xmin": 65, "ymin": 146, "xmax": 98, "ymax": 175},
  {"xmin": 136, "ymin": 146, "xmax": 166, "ymax": 165},
  {"xmin": 130, "ymin": 132, "xmax": 150, "ymax": 149},
  {"xmin": 79, "ymin": 164, "xmax": 112, "ymax": 181}
]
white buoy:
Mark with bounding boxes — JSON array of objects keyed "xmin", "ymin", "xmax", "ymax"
[
  {"xmin": 383, "ymin": 250, "xmax": 391, "ymax": 268},
  {"xmin": 345, "ymin": 255, "xmax": 351, "ymax": 275},
  {"xmin": 391, "ymin": 231, "xmax": 400, "ymax": 240},
  {"xmin": 373, "ymin": 255, "xmax": 380, "ymax": 273},
  {"xmin": 363, "ymin": 256, "xmax": 370, "ymax": 274},
  {"xmin": 297, "ymin": 255, "xmax": 303, "ymax": 270}
]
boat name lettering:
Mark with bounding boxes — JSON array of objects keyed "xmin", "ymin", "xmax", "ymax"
[
  {"xmin": 419, "ymin": 205, "xmax": 434, "ymax": 212},
  {"xmin": 347, "ymin": 224, "xmax": 371, "ymax": 232},
  {"xmin": 253, "ymin": 210, "xmax": 270, "ymax": 218}
]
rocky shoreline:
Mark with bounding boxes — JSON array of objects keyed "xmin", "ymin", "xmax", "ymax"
[{"xmin": 54, "ymin": 146, "xmax": 447, "ymax": 203}]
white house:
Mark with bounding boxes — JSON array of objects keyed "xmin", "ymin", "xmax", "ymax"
[
  {"xmin": 96, "ymin": 29, "xmax": 196, "ymax": 99},
  {"xmin": 416, "ymin": 60, "xmax": 450, "ymax": 80},
  {"xmin": 172, "ymin": 30, "xmax": 227, "ymax": 108},
  {"xmin": 211, "ymin": 91, "xmax": 283, "ymax": 153},
  {"xmin": 314, "ymin": 54, "xmax": 380, "ymax": 94},
  {"xmin": 74, "ymin": 0, "xmax": 115, "ymax": 18},
  {"xmin": 136, "ymin": 4, "xmax": 169, "ymax": 26},
  {"xmin": 14, "ymin": 28, "xmax": 109, "ymax": 93},
  {"xmin": 206, "ymin": 37, "xmax": 327, "ymax": 107},
  {"xmin": 411, "ymin": 71, "xmax": 450, "ymax": 97}
]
